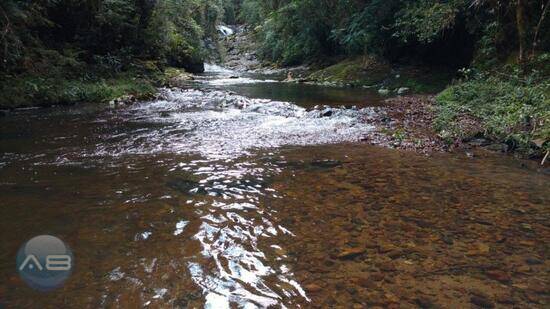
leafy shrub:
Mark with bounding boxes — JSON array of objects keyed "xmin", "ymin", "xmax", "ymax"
[{"xmin": 436, "ymin": 62, "xmax": 549, "ymax": 155}]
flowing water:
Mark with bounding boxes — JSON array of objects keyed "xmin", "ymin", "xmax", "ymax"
[{"xmin": 0, "ymin": 66, "xmax": 548, "ymax": 308}]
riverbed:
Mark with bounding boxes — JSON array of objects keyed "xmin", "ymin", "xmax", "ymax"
[{"xmin": 0, "ymin": 66, "xmax": 548, "ymax": 308}]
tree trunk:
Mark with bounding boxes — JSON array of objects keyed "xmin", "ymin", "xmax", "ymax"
[
  {"xmin": 135, "ymin": 0, "xmax": 157, "ymax": 45},
  {"xmin": 516, "ymin": 0, "xmax": 528, "ymax": 63},
  {"xmin": 531, "ymin": 0, "xmax": 550, "ymax": 58}
]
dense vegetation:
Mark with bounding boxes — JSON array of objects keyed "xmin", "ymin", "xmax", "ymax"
[
  {"xmin": 0, "ymin": 0, "xmax": 228, "ymax": 107},
  {"xmin": 234, "ymin": 0, "xmax": 549, "ymax": 67}
]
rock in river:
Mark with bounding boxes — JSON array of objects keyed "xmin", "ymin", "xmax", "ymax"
[{"xmin": 397, "ymin": 87, "xmax": 410, "ymax": 95}]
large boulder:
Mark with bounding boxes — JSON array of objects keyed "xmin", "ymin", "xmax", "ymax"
[
  {"xmin": 182, "ymin": 60, "xmax": 204, "ymax": 74},
  {"xmin": 168, "ymin": 51, "xmax": 205, "ymax": 73}
]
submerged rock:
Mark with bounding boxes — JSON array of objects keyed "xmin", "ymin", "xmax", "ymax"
[
  {"xmin": 470, "ymin": 295, "xmax": 495, "ymax": 308},
  {"xmin": 336, "ymin": 247, "xmax": 365, "ymax": 260},
  {"xmin": 309, "ymin": 160, "xmax": 342, "ymax": 169},
  {"xmin": 166, "ymin": 178, "xmax": 201, "ymax": 193}
]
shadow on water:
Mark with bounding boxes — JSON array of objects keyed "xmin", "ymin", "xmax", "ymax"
[
  {"xmin": 222, "ymin": 82, "xmax": 385, "ymax": 109},
  {"xmin": 192, "ymin": 64, "xmax": 385, "ymax": 108}
]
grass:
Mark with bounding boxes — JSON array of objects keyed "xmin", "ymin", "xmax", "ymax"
[{"xmin": 435, "ymin": 71, "xmax": 549, "ymax": 157}]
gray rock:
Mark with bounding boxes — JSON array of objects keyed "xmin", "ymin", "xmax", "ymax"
[
  {"xmin": 469, "ymin": 138, "xmax": 490, "ymax": 146},
  {"xmin": 485, "ymin": 143, "xmax": 509, "ymax": 152},
  {"xmin": 321, "ymin": 108, "xmax": 333, "ymax": 117},
  {"xmin": 378, "ymin": 88, "xmax": 390, "ymax": 96},
  {"xmin": 397, "ymin": 87, "xmax": 410, "ymax": 95}
]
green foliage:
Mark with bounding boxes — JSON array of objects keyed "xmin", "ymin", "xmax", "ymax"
[
  {"xmin": 239, "ymin": 0, "xmax": 263, "ymax": 25},
  {"xmin": 1, "ymin": 0, "xmax": 227, "ymax": 74},
  {"xmin": 436, "ymin": 60, "xmax": 550, "ymax": 155},
  {"xmin": 254, "ymin": 0, "xmax": 340, "ymax": 65},
  {"xmin": 0, "ymin": 71, "xmax": 156, "ymax": 108},
  {"xmin": 0, "ymin": 0, "xmax": 230, "ymax": 107},
  {"xmin": 393, "ymin": 0, "xmax": 466, "ymax": 44},
  {"xmin": 331, "ymin": 0, "xmax": 401, "ymax": 55},
  {"xmin": 237, "ymin": 0, "xmax": 548, "ymax": 67}
]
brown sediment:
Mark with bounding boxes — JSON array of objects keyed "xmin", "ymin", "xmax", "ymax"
[{"xmin": 270, "ymin": 146, "xmax": 550, "ymax": 308}]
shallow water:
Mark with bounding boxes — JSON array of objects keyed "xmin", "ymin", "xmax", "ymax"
[
  {"xmin": 0, "ymin": 67, "xmax": 548, "ymax": 308},
  {"xmin": 192, "ymin": 64, "xmax": 384, "ymax": 108}
]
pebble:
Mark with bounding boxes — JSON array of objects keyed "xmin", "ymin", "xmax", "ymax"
[
  {"xmin": 441, "ymin": 235, "xmax": 454, "ymax": 245},
  {"xmin": 370, "ymin": 273, "xmax": 385, "ymax": 281},
  {"xmin": 415, "ymin": 296, "xmax": 435, "ymax": 308},
  {"xmin": 485, "ymin": 270, "xmax": 511, "ymax": 283},
  {"xmin": 466, "ymin": 243, "xmax": 490, "ymax": 256},
  {"xmin": 495, "ymin": 294, "xmax": 515, "ymax": 304},
  {"xmin": 304, "ymin": 283, "xmax": 322, "ymax": 293},
  {"xmin": 353, "ymin": 277, "xmax": 378, "ymax": 289},
  {"xmin": 525, "ymin": 257, "xmax": 543, "ymax": 265},
  {"xmin": 378, "ymin": 261, "xmax": 397, "ymax": 272},
  {"xmin": 470, "ymin": 295, "xmax": 495, "ymax": 308},
  {"xmin": 336, "ymin": 247, "xmax": 365, "ymax": 260}
]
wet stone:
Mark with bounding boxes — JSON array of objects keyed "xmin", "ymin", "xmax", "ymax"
[
  {"xmin": 336, "ymin": 247, "xmax": 366, "ymax": 260},
  {"xmin": 378, "ymin": 261, "xmax": 397, "ymax": 272},
  {"xmin": 321, "ymin": 109, "xmax": 333, "ymax": 117},
  {"xmin": 525, "ymin": 257, "xmax": 543, "ymax": 265},
  {"xmin": 304, "ymin": 284, "xmax": 323, "ymax": 293},
  {"xmin": 415, "ymin": 296, "xmax": 437, "ymax": 308},
  {"xmin": 166, "ymin": 178, "xmax": 200, "ymax": 193},
  {"xmin": 370, "ymin": 273, "xmax": 385, "ymax": 282},
  {"xmin": 470, "ymin": 295, "xmax": 495, "ymax": 308},
  {"xmin": 441, "ymin": 235, "xmax": 454, "ymax": 245},
  {"xmin": 485, "ymin": 270, "xmax": 511, "ymax": 284},
  {"xmin": 309, "ymin": 159, "xmax": 342, "ymax": 169}
]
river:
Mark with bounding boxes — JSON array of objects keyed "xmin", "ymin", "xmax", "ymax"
[{"xmin": 0, "ymin": 65, "xmax": 548, "ymax": 308}]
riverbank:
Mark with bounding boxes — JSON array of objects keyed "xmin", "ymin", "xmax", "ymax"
[
  {"xmin": 299, "ymin": 65, "xmax": 547, "ymax": 162},
  {"xmin": 363, "ymin": 95, "xmax": 448, "ymax": 154},
  {"xmin": 365, "ymin": 95, "xmax": 549, "ymax": 166},
  {"xmin": 0, "ymin": 65, "xmax": 200, "ymax": 110},
  {"xmin": 0, "ymin": 71, "xmax": 157, "ymax": 110}
]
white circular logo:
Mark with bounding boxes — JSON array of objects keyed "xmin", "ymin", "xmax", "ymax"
[{"xmin": 16, "ymin": 235, "xmax": 74, "ymax": 291}]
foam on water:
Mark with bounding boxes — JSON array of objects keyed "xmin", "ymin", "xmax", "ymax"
[{"xmin": 95, "ymin": 88, "xmax": 374, "ymax": 160}]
